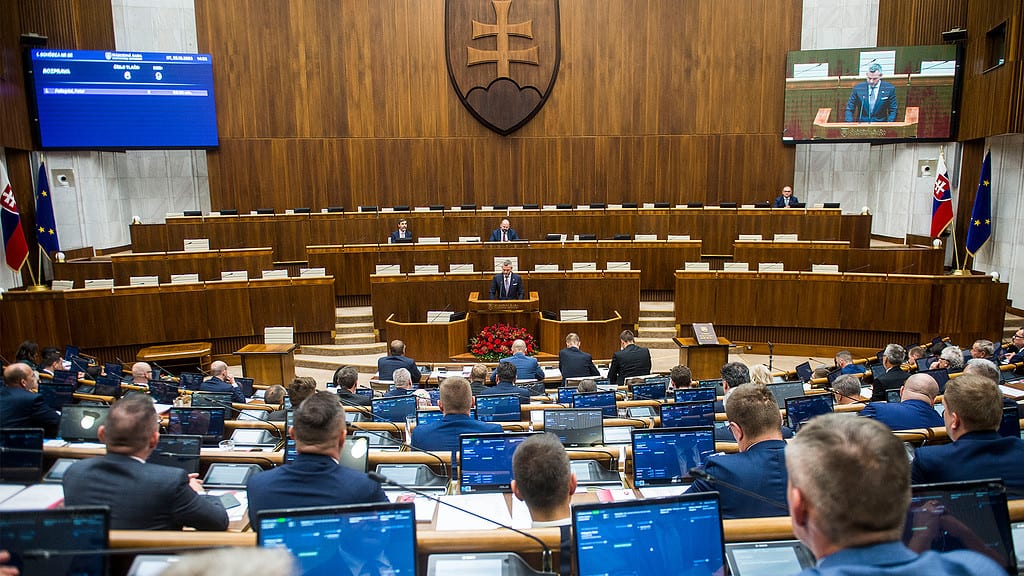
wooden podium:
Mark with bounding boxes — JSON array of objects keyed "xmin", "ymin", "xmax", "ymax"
[
  {"xmin": 236, "ymin": 343, "xmax": 298, "ymax": 386},
  {"xmin": 467, "ymin": 291, "xmax": 540, "ymax": 338},
  {"xmin": 674, "ymin": 337, "xmax": 731, "ymax": 380}
]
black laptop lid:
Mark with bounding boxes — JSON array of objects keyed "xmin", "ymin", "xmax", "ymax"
[
  {"xmin": 146, "ymin": 434, "xmax": 202, "ymax": 475},
  {"xmin": 92, "ymin": 375, "xmax": 122, "ymax": 398},
  {"xmin": 0, "ymin": 506, "xmax": 109, "ymax": 576},
  {"xmin": 918, "ymin": 368, "xmax": 950, "ymax": 393},
  {"xmin": 59, "ymin": 405, "xmax": 110, "ymax": 442},
  {"xmin": 178, "ymin": 372, "xmax": 203, "ymax": 391},
  {"xmin": 794, "ymin": 362, "xmax": 812, "ymax": 382},
  {"xmin": 103, "ymin": 362, "xmax": 123, "ymax": 378},
  {"xmin": 166, "ymin": 407, "xmax": 225, "ymax": 445},
  {"xmin": 766, "ymin": 381, "xmax": 806, "ymax": 409},
  {"xmin": 0, "ymin": 428, "xmax": 44, "ymax": 483},
  {"xmin": 631, "ymin": 426, "xmax": 715, "ymax": 487},
  {"xmin": 234, "ymin": 377, "xmax": 255, "ymax": 398},
  {"xmin": 459, "ymin": 432, "xmax": 538, "ymax": 493},
  {"xmin": 543, "ymin": 408, "xmax": 603, "ymax": 447},
  {"xmin": 38, "ymin": 382, "xmax": 75, "ymax": 411},
  {"xmin": 51, "ymin": 369, "xmax": 78, "ymax": 386},
  {"xmin": 147, "ymin": 380, "xmax": 180, "ymax": 405},
  {"xmin": 998, "ymin": 406, "xmax": 1021, "ymax": 438}
]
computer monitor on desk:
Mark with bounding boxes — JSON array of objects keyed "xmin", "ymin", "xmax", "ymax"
[
  {"xmin": 166, "ymin": 407, "xmax": 225, "ymax": 446},
  {"xmin": 475, "ymin": 393, "xmax": 522, "ymax": 422},
  {"xmin": 543, "ymin": 408, "xmax": 603, "ymax": 447},
  {"xmin": 572, "ymin": 390, "xmax": 617, "ymax": 417},
  {"xmin": 675, "ymin": 388, "xmax": 716, "ymax": 403},
  {"xmin": 59, "ymin": 405, "xmax": 110, "ymax": 443},
  {"xmin": 0, "ymin": 507, "xmax": 109, "ymax": 576},
  {"xmin": 631, "ymin": 426, "xmax": 714, "ymax": 488},
  {"xmin": 458, "ymin": 432, "xmax": 537, "ymax": 494},
  {"xmin": 661, "ymin": 401, "xmax": 715, "ymax": 428},
  {"xmin": 372, "ymin": 396, "xmax": 417, "ymax": 423},
  {"xmin": 0, "ymin": 428, "xmax": 43, "ymax": 483},
  {"xmin": 38, "ymin": 381, "xmax": 75, "ymax": 411}
]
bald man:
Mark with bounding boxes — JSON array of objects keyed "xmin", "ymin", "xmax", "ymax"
[
  {"xmin": 859, "ymin": 373, "xmax": 943, "ymax": 430},
  {"xmin": 199, "ymin": 360, "xmax": 245, "ymax": 404},
  {"xmin": 131, "ymin": 362, "xmax": 153, "ymax": 385},
  {"xmin": 1, "ymin": 363, "xmax": 60, "ymax": 437}
]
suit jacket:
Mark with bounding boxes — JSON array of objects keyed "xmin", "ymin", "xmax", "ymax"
[
  {"xmin": 389, "ymin": 230, "xmax": 413, "ymax": 243},
  {"xmin": 797, "ymin": 541, "xmax": 1005, "ymax": 576},
  {"xmin": 607, "ymin": 344, "xmax": 652, "ymax": 387},
  {"xmin": 911, "ymin": 431, "xmax": 1024, "ymax": 493},
  {"xmin": 470, "ymin": 380, "xmax": 490, "ymax": 396},
  {"xmin": 0, "ymin": 386, "xmax": 61, "ymax": 437},
  {"xmin": 246, "ymin": 452, "xmax": 388, "ymax": 526},
  {"xmin": 199, "ymin": 376, "xmax": 245, "ymax": 404},
  {"xmin": 870, "ymin": 367, "xmax": 910, "ymax": 402},
  {"xmin": 772, "ymin": 195, "xmax": 800, "ymax": 208},
  {"xmin": 859, "ymin": 399, "xmax": 943, "ymax": 430},
  {"xmin": 377, "ymin": 355, "xmax": 422, "ymax": 383},
  {"xmin": 841, "ymin": 363, "xmax": 867, "ymax": 375},
  {"xmin": 490, "ymin": 352, "xmax": 545, "ymax": 383},
  {"xmin": 479, "ymin": 381, "xmax": 532, "ymax": 403},
  {"xmin": 489, "ymin": 228, "xmax": 520, "ymax": 242},
  {"xmin": 844, "ymin": 80, "xmax": 898, "ymax": 122},
  {"xmin": 410, "ymin": 414, "xmax": 503, "ymax": 452},
  {"xmin": 63, "ymin": 453, "xmax": 228, "ymax": 530},
  {"xmin": 558, "ymin": 347, "xmax": 599, "ymax": 381},
  {"xmin": 337, "ymin": 389, "xmax": 372, "ymax": 407},
  {"xmin": 489, "ymin": 272, "xmax": 524, "ymax": 300},
  {"xmin": 689, "ymin": 439, "xmax": 789, "ymax": 519}
]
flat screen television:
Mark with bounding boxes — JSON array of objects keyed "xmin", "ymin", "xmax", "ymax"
[
  {"xmin": 783, "ymin": 45, "xmax": 959, "ymax": 143},
  {"xmin": 27, "ymin": 49, "xmax": 218, "ymax": 149}
]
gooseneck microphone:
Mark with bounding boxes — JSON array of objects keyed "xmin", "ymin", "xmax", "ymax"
[
  {"xmin": 688, "ymin": 468, "xmax": 789, "ymax": 512},
  {"xmin": 338, "ymin": 395, "xmax": 449, "ymax": 478},
  {"xmin": 367, "ymin": 471, "xmax": 554, "ymax": 574}
]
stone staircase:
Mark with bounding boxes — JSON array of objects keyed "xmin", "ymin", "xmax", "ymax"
[
  {"xmin": 1005, "ymin": 310, "xmax": 1023, "ymax": 342},
  {"xmin": 635, "ymin": 301, "xmax": 678, "ymax": 349},
  {"xmin": 294, "ymin": 307, "xmax": 386, "ymax": 372}
]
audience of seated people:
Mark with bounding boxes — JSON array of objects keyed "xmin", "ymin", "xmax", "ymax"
[
  {"xmin": 869, "ymin": 343, "xmax": 909, "ymax": 402},
  {"xmin": 1, "ymin": 363, "xmax": 60, "ymax": 436},
  {"xmin": 480, "ymin": 361, "xmax": 533, "ymax": 402}
]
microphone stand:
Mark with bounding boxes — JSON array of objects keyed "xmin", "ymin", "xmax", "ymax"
[{"xmin": 767, "ymin": 342, "xmax": 774, "ymax": 372}]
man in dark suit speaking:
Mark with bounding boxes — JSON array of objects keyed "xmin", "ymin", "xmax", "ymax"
[
  {"xmin": 63, "ymin": 394, "xmax": 228, "ymax": 530},
  {"xmin": 489, "ymin": 259, "xmax": 524, "ymax": 300},
  {"xmin": 844, "ymin": 63, "xmax": 898, "ymax": 123},
  {"xmin": 607, "ymin": 330, "xmax": 652, "ymax": 387}
]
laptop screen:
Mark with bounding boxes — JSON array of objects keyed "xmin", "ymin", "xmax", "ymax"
[
  {"xmin": 675, "ymin": 388, "xmax": 716, "ymax": 403},
  {"xmin": 234, "ymin": 377, "xmax": 255, "ymax": 398},
  {"xmin": 557, "ymin": 387, "xmax": 577, "ymax": 404},
  {"xmin": 285, "ymin": 409, "xmax": 296, "ymax": 463},
  {"xmin": 543, "ymin": 408, "xmax": 603, "ymax": 447},
  {"xmin": 631, "ymin": 426, "xmax": 715, "ymax": 487},
  {"xmin": 475, "ymin": 393, "xmax": 521, "ymax": 422},
  {"xmin": 148, "ymin": 379, "xmax": 180, "ymax": 405},
  {"xmin": 0, "ymin": 428, "xmax": 44, "ymax": 483},
  {"xmin": 999, "ymin": 407, "xmax": 1021, "ymax": 438},
  {"xmin": 917, "ymin": 368, "xmax": 950, "ymax": 394},
  {"xmin": 257, "ymin": 502, "xmax": 417, "ymax": 576},
  {"xmin": 0, "ymin": 507, "xmax": 109, "ymax": 576},
  {"xmin": 355, "ymin": 388, "xmax": 374, "ymax": 398},
  {"xmin": 51, "ymin": 369, "xmax": 78, "ymax": 386},
  {"xmin": 59, "ymin": 405, "xmax": 110, "ymax": 442},
  {"xmin": 146, "ymin": 434, "xmax": 202, "ymax": 474},
  {"xmin": 167, "ymin": 407, "xmax": 225, "ymax": 445},
  {"xmin": 632, "ymin": 380, "xmax": 668, "ymax": 401},
  {"xmin": 572, "ymin": 391, "xmax": 617, "ymax": 417},
  {"xmin": 903, "ymin": 479, "xmax": 1016, "ymax": 574},
  {"xmin": 766, "ymin": 381, "xmax": 805, "ymax": 409},
  {"xmin": 794, "ymin": 362, "xmax": 812, "ymax": 382},
  {"xmin": 785, "ymin": 395, "xmax": 834, "ymax": 432},
  {"xmin": 661, "ymin": 401, "xmax": 715, "ymax": 428},
  {"xmin": 38, "ymin": 382, "xmax": 75, "ymax": 411},
  {"xmin": 63, "ymin": 345, "xmax": 80, "ymax": 359},
  {"xmin": 92, "ymin": 375, "xmax": 122, "ymax": 398},
  {"xmin": 573, "ymin": 492, "xmax": 725, "ymax": 576},
  {"xmin": 371, "ymin": 396, "xmax": 418, "ymax": 423},
  {"xmin": 178, "ymin": 372, "xmax": 204, "ymax": 391},
  {"xmin": 103, "ymin": 362, "xmax": 123, "ymax": 378},
  {"xmin": 917, "ymin": 357, "xmax": 934, "ymax": 371},
  {"xmin": 191, "ymin": 391, "xmax": 233, "ymax": 410},
  {"xmin": 459, "ymin": 432, "xmax": 537, "ymax": 493},
  {"xmin": 870, "ymin": 364, "xmax": 887, "ymax": 379}
]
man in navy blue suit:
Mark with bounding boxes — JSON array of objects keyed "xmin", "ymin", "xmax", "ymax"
[
  {"xmin": 1000, "ymin": 328, "xmax": 1023, "ymax": 364},
  {"xmin": 690, "ymin": 385, "xmax": 789, "ymax": 519},
  {"xmin": 410, "ymin": 377, "xmax": 501, "ymax": 452},
  {"xmin": 480, "ymin": 362, "xmax": 533, "ymax": 403},
  {"xmin": 844, "ymin": 63, "xmax": 898, "ymax": 123},
  {"xmin": 606, "ymin": 330, "xmax": 652, "ymax": 387},
  {"xmin": 772, "ymin": 185, "xmax": 800, "ymax": 208},
  {"xmin": 247, "ymin": 392, "xmax": 387, "ymax": 525},
  {"xmin": 488, "ymin": 218, "xmax": 519, "ymax": 242},
  {"xmin": 859, "ymin": 373, "xmax": 943, "ymax": 430},
  {"xmin": 558, "ymin": 333, "xmax": 600, "ymax": 383},
  {"xmin": 1, "ymin": 363, "xmax": 60, "ymax": 437},
  {"xmin": 911, "ymin": 374, "xmax": 1024, "ymax": 493},
  {"xmin": 491, "ymin": 339, "xmax": 545, "ymax": 384},
  {"xmin": 489, "ymin": 259, "xmax": 524, "ymax": 300},
  {"xmin": 199, "ymin": 360, "xmax": 245, "ymax": 404},
  {"xmin": 377, "ymin": 340, "xmax": 422, "ymax": 383},
  {"xmin": 388, "ymin": 218, "xmax": 413, "ymax": 243}
]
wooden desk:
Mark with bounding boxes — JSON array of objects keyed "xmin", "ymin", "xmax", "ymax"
[
  {"xmin": 236, "ymin": 344, "xmax": 298, "ymax": 386},
  {"xmin": 137, "ymin": 342, "xmax": 213, "ymax": 374},
  {"xmin": 674, "ymin": 337, "xmax": 732, "ymax": 380}
]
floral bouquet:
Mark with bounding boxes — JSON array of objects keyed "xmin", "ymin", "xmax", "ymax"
[{"xmin": 469, "ymin": 323, "xmax": 537, "ymax": 361}]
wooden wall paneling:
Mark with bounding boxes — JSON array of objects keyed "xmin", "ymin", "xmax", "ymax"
[
  {"xmin": 110, "ymin": 253, "xmax": 171, "ymax": 285},
  {"xmin": 53, "ymin": 259, "xmax": 114, "ymax": 287},
  {"xmin": 934, "ymin": 276, "xmax": 1008, "ymax": 340},
  {"xmin": 130, "ymin": 224, "xmax": 168, "ymax": 253},
  {"xmin": 15, "ymin": 0, "xmax": 114, "ymax": 51},
  {"xmin": 698, "ymin": 210, "xmax": 740, "ymax": 255},
  {"xmin": 272, "ymin": 215, "xmax": 310, "ymax": 262},
  {"xmin": 230, "ymin": 216, "xmax": 277, "ymax": 258},
  {"xmin": 247, "ymin": 278, "xmax": 296, "ymax": 335},
  {"xmin": 752, "ymin": 272, "xmax": 803, "ymax": 327},
  {"xmin": 838, "ymin": 275, "xmax": 893, "ymax": 332},
  {"xmin": 957, "ymin": 0, "xmax": 1021, "ymax": 139},
  {"xmin": 108, "ymin": 287, "xmax": 166, "ymax": 346},
  {"xmin": 0, "ymin": 291, "xmax": 71, "ymax": 358},
  {"xmin": 793, "ymin": 273, "xmax": 845, "ymax": 328},
  {"xmin": 164, "ymin": 218, "xmax": 206, "ymax": 252},
  {"xmin": 63, "ymin": 289, "xmax": 120, "ymax": 348},
  {"xmin": 0, "ymin": 1, "xmax": 32, "ymax": 149},
  {"xmin": 673, "ymin": 272, "xmax": 720, "ymax": 327},
  {"xmin": 879, "ymin": 276, "xmax": 933, "ymax": 338},
  {"xmin": 159, "ymin": 284, "xmax": 210, "ymax": 343},
  {"xmin": 877, "ymin": 0, "xmax": 967, "ymax": 47},
  {"xmin": 218, "ymin": 248, "xmax": 274, "ymax": 280},
  {"xmin": 523, "ymin": 271, "xmax": 640, "ymax": 326},
  {"xmin": 289, "ymin": 278, "xmax": 335, "ymax": 334},
  {"xmin": 839, "ymin": 214, "xmax": 872, "ymax": 248},
  {"xmin": 204, "ymin": 281, "xmax": 254, "ymax": 338}
]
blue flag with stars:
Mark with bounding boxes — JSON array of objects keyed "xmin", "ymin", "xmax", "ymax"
[
  {"xmin": 965, "ymin": 150, "xmax": 992, "ymax": 256},
  {"xmin": 35, "ymin": 161, "xmax": 60, "ymax": 255}
]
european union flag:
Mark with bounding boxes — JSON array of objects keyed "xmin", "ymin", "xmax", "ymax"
[
  {"xmin": 35, "ymin": 161, "xmax": 60, "ymax": 255},
  {"xmin": 965, "ymin": 150, "xmax": 992, "ymax": 256}
]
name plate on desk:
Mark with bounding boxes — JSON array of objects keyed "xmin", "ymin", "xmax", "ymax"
[
  {"xmin": 693, "ymin": 323, "xmax": 719, "ymax": 346},
  {"xmin": 484, "ymin": 301, "xmax": 529, "ymax": 312}
]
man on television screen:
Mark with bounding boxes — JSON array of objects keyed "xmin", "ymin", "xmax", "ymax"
[{"xmin": 845, "ymin": 63, "xmax": 898, "ymax": 123}]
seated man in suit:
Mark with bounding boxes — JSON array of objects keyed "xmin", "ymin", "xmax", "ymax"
[
  {"xmin": 469, "ymin": 363, "xmax": 491, "ymax": 396},
  {"xmin": 606, "ymin": 330, "xmax": 652, "ymax": 387},
  {"xmin": 869, "ymin": 343, "xmax": 910, "ymax": 402},
  {"xmin": 1001, "ymin": 327, "xmax": 1024, "ymax": 364},
  {"xmin": 377, "ymin": 340, "xmax": 422, "ymax": 383},
  {"xmin": 690, "ymin": 385, "xmax": 789, "ymax": 519},
  {"xmin": 489, "ymin": 218, "xmax": 519, "ymax": 242},
  {"xmin": 63, "ymin": 394, "xmax": 228, "ymax": 530},
  {"xmin": 929, "ymin": 344, "xmax": 964, "ymax": 372},
  {"xmin": 558, "ymin": 332, "xmax": 600, "ymax": 383},
  {"xmin": 1, "ymin": 363, "xmax": 60, "ymax": 437},
  {"xmin": 287, "ymin": 376, "xmax": 317, "ymax": 409},
  {"xmin": 39, "ymin": 347, "xmax": 63, "ymax": 377},
  {"xmin": 835, "ymin": 350, "xmax": 865, "ymax": 375},
  {"xmin": 772, "ymin": 185, "xmax": 799, "ymax": 208},
  {"xmin": 491, "ymin": 339, "xmax": 545, "ymax": 383},
  {"xmin": 130, "ymin": 362, "xmax": 153, "ymax": 386},
  {"xmin": 786, "ymin": 414, "xmax": 1004, "ymax": 576},
  {"xmin": 911, "ymin": 374, "xmax": 1024, "ymax": 492},
  {"xmin": 968, "ymin": 339, "xmax": 996, "ymax": 363},
  {"xmin": 844, "ymin": 63, "xmax": 898, "ymax": 123},
  {"xmin": 859, "ymin": 373, "xmax": 943, "ymax": 430},
  {"xmin": 831, "ymin": 374, "xmax": 866, "ymax": 405},
  {"xmin": 263, "ymin": 385, "xmax": 287, "ymax": 421},
  {"xmin": 480, "ymin": 362, "xmax": 532, "ymax": 403},
  {"xmin": 200, "ymin": 360, "xmax": 245, "ymax": 404},
  {"xmin": 334, "ymin": 365, "xmax": 371, "ymax": 407},
  {"xmin": 383, "ymin": 368, "xmax": 415, "ymax": 397},
  {"xmin": 669, "ymin": 364, "xmax": 693, "ymax": 390},
  {"xmin": 246, "ymin": 392, "xmax": 387, "ymax": 525},
  {"xmin": 410, "ymin": 377, "xmax": 502, "ymax": 452},
  {"xmin": 511, "ymin": 432, "xmax": 575, "ymax": 576},
  {"xmin": 489, "ymin": 259, "xmax": 524, "ymax": 300},
  {"xmin": 388, "ymin": 218, "xmax": 413, "ymax": 243}
]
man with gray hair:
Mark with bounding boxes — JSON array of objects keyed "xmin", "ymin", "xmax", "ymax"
[
  {"xmin": 963, "ymin": 357, "xmax": 1000, "ymax": 383},
  {"xmin": 199, "ymin": 360, "xmax": 245, "ymax": 404},
  {"xmin": 930, "ymin": 345, "xmax": 964, "ymax": 372},
  {"xmin": 491, "ymin": 338, "xmax": 545, "ymax": 383},
  {"xmin": 869, "ymin": 343, "xmax": 909, "ymax": 402},
  {"xmin": 845, "ymin": 62, "xmax": 898, "ymax": 123},
  {"xmin": 830, "ymin": 374, "xmax": 864, "ymax": 405},
  {"xmin": 969, "ymin": 339, "xmax": 995, "ymax": 362},
  {"xmin": 786, "ymin": 414, "xmax": 1004, "ymax": 575},
  {"xmin": 835, "ymin": 351, "xmax": 865, "ymax": 375},
  {"xmin": 859, "ymin": 373, "xmax": 944, "ymax": 430},
  {"xmin": 383, "ymin": 368, "xmax": 414, "ymax": 397},
  {"xmin": 489, "ymin": 258, "xmax": 524, "ymax": 299}
]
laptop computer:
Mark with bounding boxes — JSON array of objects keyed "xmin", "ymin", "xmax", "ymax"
[
  {"xmin": 38, "ymin": 381, "xmax": 75, "ymax": 411},
  {"xmin": 257, "ymin": 502, "xmax": 417, "ymax": 576},
  {"xmin": 103, "ymin": 362, "xmax": 123, "ymax": 379},
  {"xmin": 557, "ymin": 387, "xmax": 577, "ymax": 404},
  {"xmin": 631, "ymin": 426, "xmax": 715, "ymax": 488},
  {"xmin": 887, "ymin": 389, "xmax": 902, "ymax": 403},
  {"xmin": 785, "ymin": 395, "xmax": 834, "ymax": 432},
  {"xmin": 475, "ymin": 393, "xmax": 522, "ymax": 422},
  {"xmin": 59, "ymin": 405, "xmax": 110, "ymax": 442},
  {"xmin": 794, "ymin": 361, "xmax": 812, "ymax": 383},
  {"xmin": 51, "ymin": 369, "xmax": 77, "ymax": 387},
  {"xmin": 148, "ymin": 379, "xmax": 180, "ymax": 405},
  {"xmin": 573, "ymin": 492, "xmax": 725, "ymax": 576},
  {"xmin": 698, "ymin": 379, "xmax": 726, "ymax": 396},
  {"xmin": 178, "ymin": 372, "xmax": 204, "ymax": 391},
  {"xmin": 42, "ymin": 458, "xmax": 76, "ymax": 483},
  {"xmin": 191, "ymin": 391, "xmax": 233, "ymax": 410},
  {"xmin": 543, "ymin": 408, "xmax": 604, "ymax": 447},
  {"xmin": 458, "ymin": 432, "xmax": 538, "ymax": 493},
  {"xmin": 372, "ymin": 396, "xmax": 418, "ymax": 423},
  {"xmin": 632, "ymin": 379, "xmax": 668, "ymax": 401},
  {"xmin": 903, "ymin": 479, "xmax": 1016, "ymax": 574},
  {"xmin": 917, "ymin": 367, "xmax": 950, "ymax": 393},
  {"xmin": 999, "ymin": 406, "xmax": 1021, "ymax": 438},
  {"xmin": 725, "ymin": 540, "xmax": 816, "ymax": 575},
  {"xmin": 166, "ymin": 407, "xmax": 226, "ymax": 446},
  {"xmin": 63, "ymin": 344, "xmax": 80, "ymax": 359},
  {"xmin": 675, "ymin": 388, "xmax": 716, "ymax": 403},
  {"xmin": 0, "ymin": 507, "xmax": 109, "ymax": 576},
  {"xmin": 572, "ymin": 390, "xmax": 617, "ymax": 417},
  {"xmin": 203, "ymin": 462, "xmax": 262, "ymax": 489},
  {"xmin": 916, "ymin": 357, "xmax": 934, "ymax": 371},
  {"xmin": 91, "ymin": 375, "xmax": 122, "ymax": 398},
  {"xmin": 766, "ymin": 381, "xmax": 805, "ymax": 409},
  {"xmin": 0, "ymin": 428, "xmax": 44, "ymax": 483},
  {"xmin": 870, "ymin": 363, "xmax": 888, "ymax": 379},
  {"xmin": 146, "ymin": 434, "xmax": 203, "ymax": 474},
  {"xmin": 660, "ymin": 401, "xmax": 715, "ymax": 428},
  {"xmin": 235, "ymin": 376, "xmax": 255, "ymax": 398}
]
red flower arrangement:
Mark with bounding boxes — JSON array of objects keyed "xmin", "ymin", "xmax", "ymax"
[{"xmin": 469, "ymin": 323, "xmax": 537, "ymax": 361}]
